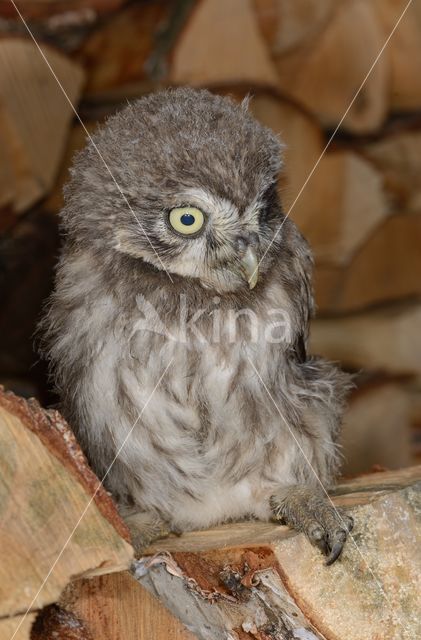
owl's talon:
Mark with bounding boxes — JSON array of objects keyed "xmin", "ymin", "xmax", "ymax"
[
  {"xmin": 270, "ymin": 485, "xmax": 353, "ymax": 565},
  {"xmin": 326, "ymin": 535, "xmax": 346, "ymax": 566}
]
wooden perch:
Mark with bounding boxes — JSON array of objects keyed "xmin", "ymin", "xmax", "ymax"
[
  {"xmin": 59, "ymin": 466, "xmax": 421, "ymax": 640},
  {"xmin": 0, "ymin": 387, "xmax": 133, "ymax": 639},
  {"xmin": 0, "ymin": 37, "xmax": 84, "ymax": 214}
]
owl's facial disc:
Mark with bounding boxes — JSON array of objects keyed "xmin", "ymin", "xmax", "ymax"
[{"xmin": 160, "ymin": 190, "xmax": 267, "ymax": 292}]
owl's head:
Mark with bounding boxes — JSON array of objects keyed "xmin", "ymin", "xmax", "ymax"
[{"xmin": 64, "ymin": 88, "xmax": 285, "ymax": 293}]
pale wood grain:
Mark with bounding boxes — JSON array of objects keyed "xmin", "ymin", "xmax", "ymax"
[
  {"xmin": 0, "ymin": 390, "xmax": 133, "ymax": 622},
  {"xmin": 63, "ymin": 572, "xmax": 196, "ymax": 640}
]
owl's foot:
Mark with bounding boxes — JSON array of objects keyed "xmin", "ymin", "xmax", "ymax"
[
  {"xmin": 123, "ymin": 511, "xmax": 171, "ymax": 556},
  {"xmin": 270, "ymin": 486, "xmax": 354, "ymax": 565}
]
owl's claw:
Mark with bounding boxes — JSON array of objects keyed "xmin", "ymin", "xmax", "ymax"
[{"xmin": 270, "ymin": 486, "xmax": 354, "ymax": 565}]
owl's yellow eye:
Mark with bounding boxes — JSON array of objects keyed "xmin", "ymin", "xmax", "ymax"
[{"xmin": 168, "ymin": 207, "xmax": 204, "ymax": 236}]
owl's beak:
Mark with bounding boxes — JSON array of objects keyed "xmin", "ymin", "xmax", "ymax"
[{"xmin": 240, "ymin": 245, "xmax": 259, "ymax": 289}]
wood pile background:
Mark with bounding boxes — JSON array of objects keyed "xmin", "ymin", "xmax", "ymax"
[
  {"xmin": 1, "ymin": 0, "xmax": 420, "ymax": 472},
  {"xmin": 0, "ymin": 0, "xmax": 421, "ymax": 601}
]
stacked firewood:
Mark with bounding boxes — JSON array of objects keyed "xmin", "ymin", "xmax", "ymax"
[
  {"xmin": 1, "ymin": 0, "xmax": 421, "ymax": 472},
  {"xmin": 1, "ymin": 387, "xmax": 420, "ymax": 640}
]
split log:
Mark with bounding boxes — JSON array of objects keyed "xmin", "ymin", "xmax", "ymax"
[
  {"xmin": 0, "ymin": 1, "xmax": 127, "ymax": 53},
  {"xmin": 56, "ymin": 573, "xmax": 195, "ymax": 640},
  {"xmin": 169, "ymin": 0, "xmax": 280, "ymax": 91},
  {"xmin": 0, "ymin": 38, "xmax": 84, "ymax": 213},
  {"xmin": 310, "ymin": 303, "xmax": 421, "ymax": 377},
  {"xmin": 340, "ymin": 376, "xmax": 412, "ymax": 476},
  {"xmin": 314, "ymin": 214, "xmax": 421, "ymax": 313},
  {"xmin": 254, "ymin": 0, "xmax": 335, "ymax": 56},
  {"xmin": 374, "ymin": 0, "xmax": 421, "ymax": 111},
  {"xmin": 61, "ymin": 466, "xmax": 421, "ymax": 640},
  {"xmin": 361, "ymin": 129, "xmax": 421, "ymax": 213},
  {"xmin": 0, "ymin": 1, "xmax": 124, "ymax": 21},
  {"xmin": 294, "ymin": 151, "xmax": 388, "ymax": 266},
  {"xmin": 75, "ymin": 1, "xmax": 175, "ymax": 101},
  {"xmin": 0, "ymin": 99, "xmax": 42, "ymax": 216},
  {"xmin": 274, "ymin": 0, "xmax": 388, "ymax": 133},
  {"xmin": 0, "ymin": 387, "xmax": 133, "ymax": 637},
  {"xmin": 0, "ymin": 615, "xmax": 36, "ymax": 640}
]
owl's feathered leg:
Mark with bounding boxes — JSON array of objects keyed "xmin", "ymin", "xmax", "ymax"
[
  {"xmin": 270, "ymin": 486, "xmax": 354, "ymax": 565},
  {"xmin": 123, "ymin": 510, "xmax": 171, "ymax": 555}
]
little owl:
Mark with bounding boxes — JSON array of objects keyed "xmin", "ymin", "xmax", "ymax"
[{"xmin": 42, "ymin": 88, "xmax": 353, "ymax": 565}]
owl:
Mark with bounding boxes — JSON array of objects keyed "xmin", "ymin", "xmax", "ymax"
[{"xmin": 42, "ymin": 88, "xmax": 353, "ymax": 564}]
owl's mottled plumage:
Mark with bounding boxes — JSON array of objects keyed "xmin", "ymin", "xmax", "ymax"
[{"xmin": 42, "ymin": 88, "xmax": 353, "ymax": 562}]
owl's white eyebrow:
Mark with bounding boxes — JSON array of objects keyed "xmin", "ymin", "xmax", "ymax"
[{"xmin": 178, "ymin": 188, "xmax": 238, "ymax": 219}]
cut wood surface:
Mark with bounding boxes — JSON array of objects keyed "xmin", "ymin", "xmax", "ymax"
[
  {"xmin": 274, "ymin": 0, "xmax": 388, "ymax": 133},
  {"xmin": 0, "ymin": 38, "xmax": 84, "ymax": 213},
  {"xmin": 374, "ymin": 0, "xmax": 421, "ymax": 110},
  {"xmin": 314, "ymin": 214, "xmax": 421, "ymax": 313},
  {"xmin": 361, "ymin": 130, "xmax": 421, "ymax": 212},
  {"xmin": 60, "ymin": 572, "xmax": 195, "ymax": 640},
  {"xmin": 0, "ymin": 614, "xmax": 36, "ymax": 640},
  {"xmin": 75, "ymin": 1, "xmax": 173, "ymax": 100},
  {"xmin": 293, "ymin": 151, "xmax": 388, "ymax": 266},
  {"xmin": 310, "ymin": 303, "xmax": 421, "ymax": 376},
  {"xmin": 341, "ymin": 378, "xmax": 412, "ymax": 475},
  {"xmin": 62, "ymin": 467, "xmax": 421, "ymax": 640},
  {"xmin": 169, "ymin": 0, "xmax": 280, "ymax": 90},
  {"xmin": 0, "ymin": 99, "xmax": 42, "ymax": 216},
  {"xmin": 254, "ymin": 0, "xmax": 336, "ymax": 55},
  {"xmin": 0, "ymin": 387, "xmax": 133, "ymax": 631}
]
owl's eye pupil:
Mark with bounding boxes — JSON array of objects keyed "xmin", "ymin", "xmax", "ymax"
[{"xmin": 180, "ymin": 213, "xmax": 195, "ymax": 226}]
